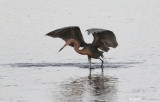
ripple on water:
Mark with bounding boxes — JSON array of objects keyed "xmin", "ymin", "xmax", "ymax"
[{"xmin": 2, "ymin": 62, "xmax": 142, "ymax": 69}]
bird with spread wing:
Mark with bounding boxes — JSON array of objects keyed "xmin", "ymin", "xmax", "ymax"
[{"xmin": 46, "ymin": 26, "xmax": 118, "ymax": 72}]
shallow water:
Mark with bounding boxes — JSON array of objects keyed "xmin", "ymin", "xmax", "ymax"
[
  {"xmin": 4, "ymin": 61, "xmax": 141, "ymax": 68},
  {"xmin": 0, "ymin": 0, "xmax": 160, "ymax": 102},
  {"xmin": 0, "ymin": 62, "xmax": 159, "ymax": 102}
]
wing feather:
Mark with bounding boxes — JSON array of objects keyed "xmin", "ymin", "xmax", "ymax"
[
  {"xmin": 86, "ymin": 28, "xmax": 118, "ymax": 52},
  {"xmin": 46, "ymin": 26, "xmax": 86, "ymax": 47}
]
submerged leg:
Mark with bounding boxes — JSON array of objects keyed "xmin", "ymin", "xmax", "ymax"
[
  {"xmin": 88, "ymin": 56, "xmax": 92, "ymax": 68},
  {"xmin": 88, "ymin": 56, "xmax": 92, "ymax": 79},
  {"xmin": 99, "ymin": 58, "xmax": 104, "ymax": 72}
]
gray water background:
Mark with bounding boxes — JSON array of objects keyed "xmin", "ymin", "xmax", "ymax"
[{"xmin": 0, "ymin": 0, "xmax": 160, "ymax": 102}]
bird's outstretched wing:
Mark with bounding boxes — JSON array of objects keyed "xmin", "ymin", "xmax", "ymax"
[
  {"xmin": 86, "ymin": 28, "xmax": 118, "ymax": 52},
  {"xmin": 46, "ymin": 26, "xmax": 86, "ymax": 47}
]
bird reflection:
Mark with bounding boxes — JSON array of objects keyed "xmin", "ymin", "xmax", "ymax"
[{"xmin": 59, "ymin": 73, "xmax": 117, "ymax": 102}]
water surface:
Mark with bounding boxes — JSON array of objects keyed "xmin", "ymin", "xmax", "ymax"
[{"xmin": 0, "ymin": 0, "xmax": 160, "ymax": 102}]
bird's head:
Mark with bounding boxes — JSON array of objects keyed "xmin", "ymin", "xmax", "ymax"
[
  {"xmin": 58, "ymin": 39, "xmax": 74, "ymax": 52},
  {"xmin": 59, "ymin": 42, "xmax": 70, "ymax": 52}
]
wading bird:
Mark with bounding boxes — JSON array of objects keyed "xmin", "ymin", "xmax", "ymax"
[{"xmin": 46, "ymin": 26, "xmax": 118, "ymax": 72}]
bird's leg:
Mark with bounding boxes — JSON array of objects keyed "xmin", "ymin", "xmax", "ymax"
[
  {"xmin": 99, "ymin": 58, "xmax": 104, "ymax": 72},
  {"xmin": 89, "ymin": 68, "xmax": 92, "ymax": 79},
  {"xmin": 88, "ymin": 56, "xmax": 91, "ymax": 68},
  {"xmin": 88, "ymin": 56, "xmax": 92, "ymax": 79}
]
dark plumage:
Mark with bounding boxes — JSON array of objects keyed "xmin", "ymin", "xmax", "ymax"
[{"xmin": 46, "ymin": 26, "xmax": 118, "ymax": 72}]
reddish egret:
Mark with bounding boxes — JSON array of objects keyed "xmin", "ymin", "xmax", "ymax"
[{"xmin": 46, "ymin": 26, "xmax": 118, "ymax": 72}]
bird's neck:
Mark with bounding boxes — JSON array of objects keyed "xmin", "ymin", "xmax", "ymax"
[{"xmin": 69, "ymin": 39, "xmax": 87, "ymax": 55}]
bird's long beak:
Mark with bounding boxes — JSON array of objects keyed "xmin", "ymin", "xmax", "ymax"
[{"xmin": 59, "ymin": 43, "xmax": 69, "ymax": 52}]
